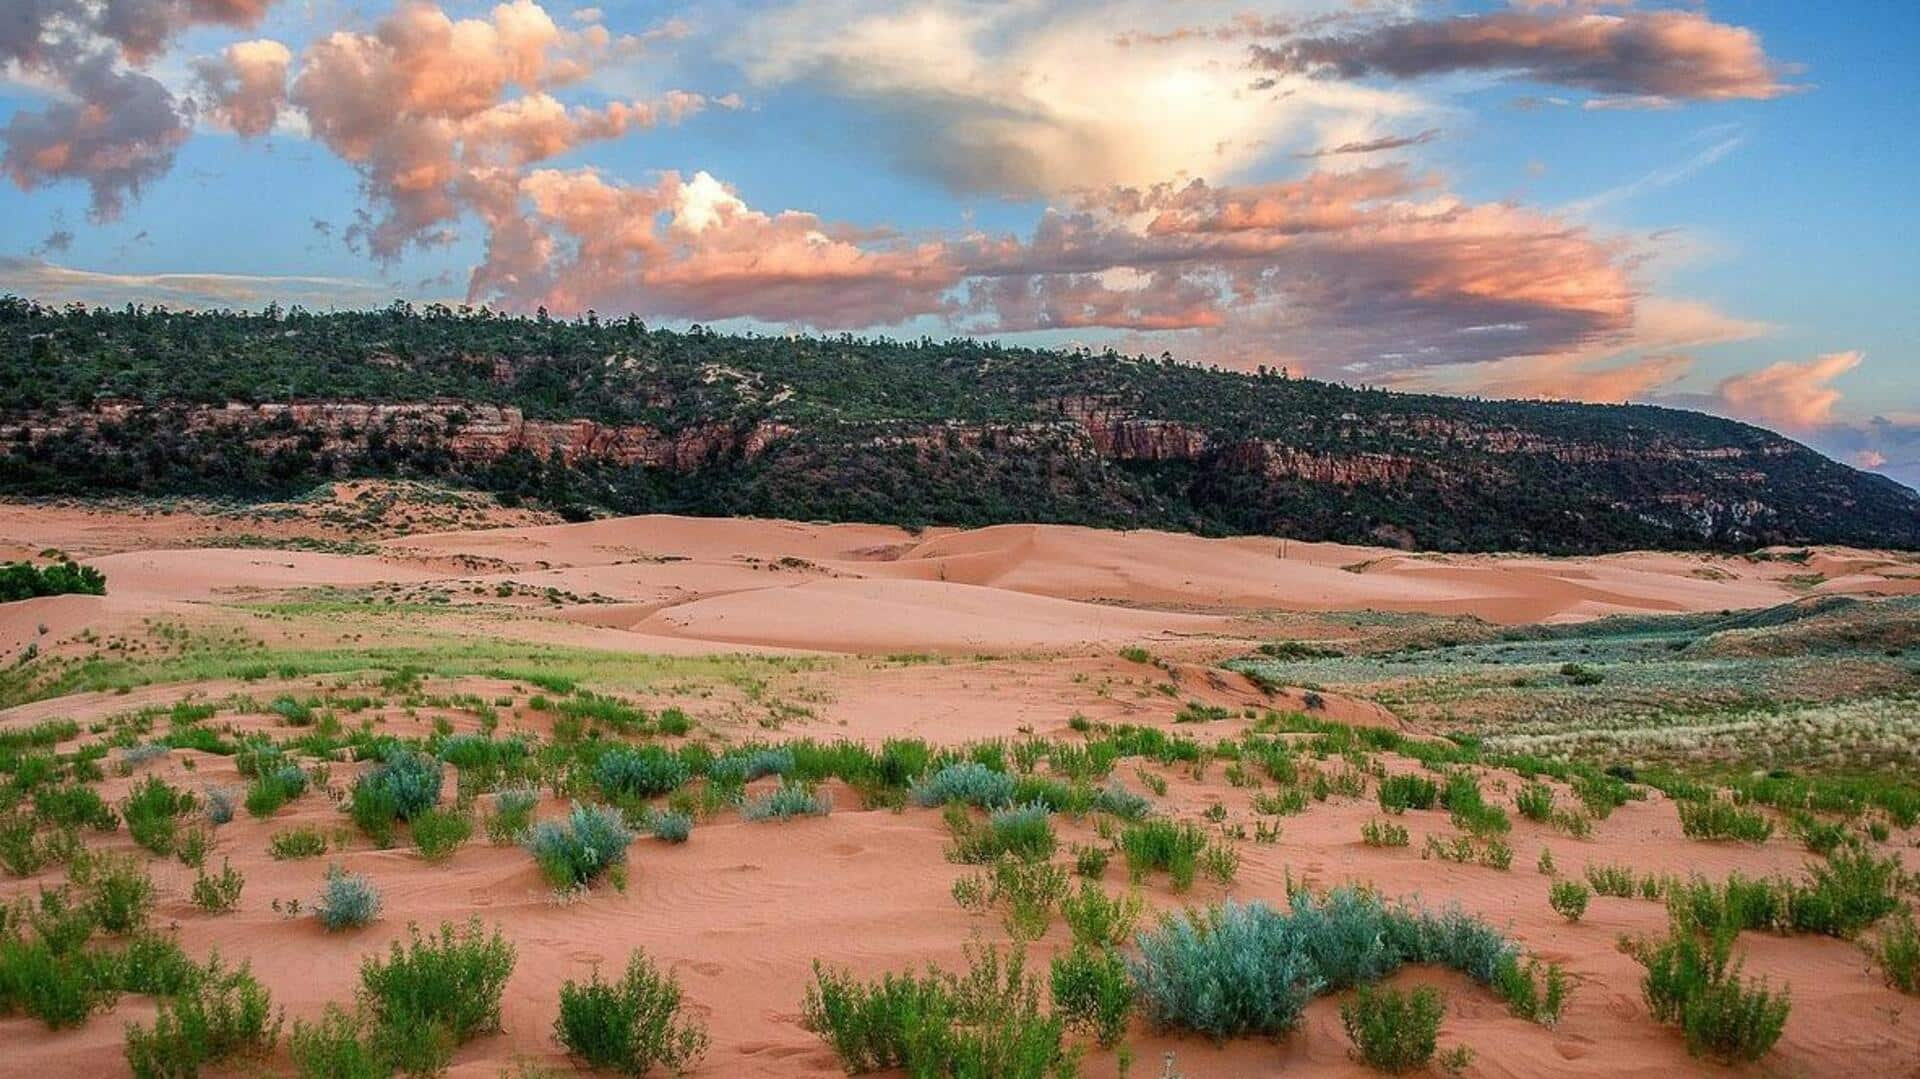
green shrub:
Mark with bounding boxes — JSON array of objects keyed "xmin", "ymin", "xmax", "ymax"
[
  {"xmin": 122, "ymin": 776, "xmax": 195, "ymax": 855},
  {"xmin": 911, "ymin": 762, "xmax": 1016, "ymax": 809},
  {"xmin": 1867, "ymin": 910, "xmax": 1920, "ymax": 994},
  {"xmin": 1786, "ymin": 848, "xmax": 1902, "ymax": 937},
  {"xmin": 1050, "ymin": 942, "xmax": 1133, "ymax": 1046},
  {"xmin": 649, "ymin": 810, "xmax": 692, "ymax": 844},
  {"xmin": 1341, "ymin": 985, "xmax": 1444, "ymax": 1073},
  {"xmin": 987, "ymin": 803, "xmax": 1055, "ymax": 861},
  {"xmin": 244, "ymin": 764, "xmax": 309, "ymax": 818},
  {"xmin": 1637, "ymin": 925, "xmax": 1790, "ymax": 1063},
  {"xmin": 741, "ymin": 781, "xmax": 831, "ymax": 822},
  {"xmin": 410, "ymin": 809, "xmax": 473, "ymax": 863},
  {"xmin": 350, "ymin": 750, "xmax": 443, "ymax": 845},
  {"xmin": 1129, "ymin": 888, "xmax": 1565, "ymax": 1042},
  {"xmin": 1129, "ymin": 898, "xmax": 1319, "ymax": 1040},
  {"xmin": 1678, "ymin": 799, "xmax": 1774, "ymax": 843},
  {"xmin": 526, "ymin": 803, "xmax": 633, "ymax": 891},
  {"xmin": 1073, "ymin": 845, "xmax": 1109, "ymax": 879},
  {"xmin": 1549, "ymin": 880, "xmax": 1591, "ymax": 923},
  {"xmin": 991, "ymin": 859, "xmax": 1071, "ymax": 940},
  {"xmin": 1789, "ymin": 813, "xmax": 1848, "ymax": 855},
  {"xmin": 109, "ymin": 933, "xmax": 201, "ymax": 996},
  {"xmin": 1441, "ymin": 773, "xmax": 1510, "ymax": 837},
  {"xmin": 73, "ymin": 851, "xmax": 155, "ymax": 934},
  {"xmin": 1377, "ymin": 774, "xmax": 1438, "ymax": 814},
  {"xmin": 123, "ymin": 956, "xmax": 280, "ymax": 1079},
  {"xmin": 487, "ymin": 788, "xmax": 539, "ymax": 844},
  {"xmin": 34, "ymin": 785, "xmax": 117, "ymax": 831},
  {"xmin": 269, "ymin": 825, "xmax": 329, "ymax": 860},
  {"xmin": 191, "ymin": 859, "xmax": 245, "ymax": 914},
  {"xmin": 555, "ymin": 950, "xmax": 710, "ymax": 1075},
  {"xmin": 1585, "ymin": 862, "xmax": 1640, "ymax": 898},
  {"xmin": 1492, "ymin": 955, "xmax": 1568, "ymax": 1026},
  {"xmin": 0, "ymin": 935, "xmax": 107, "ymax": 1027},
  {"xmin": 1120, "ymin": 818, "xmax": 1208, "ymax": 891},
  {"xmin": 802, "ymin": 943, "xmax": 1070, "ymax": 1078},
  {"xmin": 1061, "ymin": 880, "xmax": 1143, "ymax": 948},
  {"xmin": 357, "ymin": 918, "xmax": 515, "ymax": 1072},
  {"xmin": 290, "ymin": 1004, "xmax": 387, "ymax": 1079},
  {"xmin": 315, "ymin": 865, "xmax": 381, "ymax": 931},
  {"xmin": 594, "ymin": 747, "xmax": 690, "ymax": 800},
  {"xmin": 1361, "ymin": 818, "xmax": 1409, "ymax": 847}
]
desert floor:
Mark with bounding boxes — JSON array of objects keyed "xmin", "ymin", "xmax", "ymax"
[{"xmin": 2, "ymin": 488, "xmax": 1917, "ymax": 1077}]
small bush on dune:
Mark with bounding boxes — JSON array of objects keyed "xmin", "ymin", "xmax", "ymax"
[
  {"xmin": 349, "ymin": 750, "xmax": 443, "ymax": 845},
  {"xmin": 72, "ymin": 851, "xmax": 155, "ymax": 934},
  {"xmin": 1050, "ymin": 942, "xmax": 1133, "ymax": 1046},
  {"xmin": 1867, "ymin": 910, "xmax": 1920, "ymax": 994},
  {"xmin": 244, "ymin": 764, "xmax": 310, "ymax": 818},
  {"xmin": 290, "ymin": 1004, "xmax": 387, "ymax": 1079},
  {"xmin": 357, "ymin": 918, "xmax": 515, "ymax": 1073},
  {"xmin": 1636, "ymin": 923, "xmax": 1789, "ymax": 1063},
  {"xmin": 1377, "ymin": 774, "xmax": 1438, "ymax": 814},
  {"xmin": 191, "ymin": 859, "xmax": 245, "ymax": 914},
  {"xmin": 526, "ymin": 803, "xmax": 633, "ymax": 891},
  {"xmin": 123, "ymin": 956, "xmax": 280, "ymax": 1079},
  {"xmin": 741, "ymin": 781, "xmax": 831, "ymax": 822},
  {"xmin": 269, "ymin": 825, "xmax": 329, "ymax": 860},
  {"xmin": 315, "ymin": 865, "xmax": 382, "ymax": 931},
  {"xmin": 1060, "ymin": 880, "xmax": 1143, "ymax": 949},
  {"xmin": 109, "ymin": 932, "xmax": 201, "ymax": 997},
  {"xmin": 1120, "ymin": 818, "xmax": 1208, "ymax": 891},
  {"xmin": 1361, "ymin": 818, "xmax": 1410, "ymax": 847},
  {"xmin": 1549, "ymin": 880, "xmax": 1591, "ymax": 923},
  {"xmin": 595, "ymin": 747, "xmax": 691, "ymax": 800},
  {"xmin": 1678, "ymin": 799, "xmax": 1774, "ymax": 843},
  {"xmin": 1130, "ymin": 888, "xmax": 1568, "ymax": 1042},
  {"xmin": 487, "ymin": 788, "xmax": 540, "ymax": 844},
  {"xmin": 1130, "ymin": 898, "xmax": 1321, "ymax": 1040},
  {"xmin": 802, "ymin": 943, "xmax": 1070, "ymax": 1079},
  {"xmin": 1341, "ymin": 984, "xmax": 1445, "ymax": 1073},
  {"xmin": 555, "ymin": 950, "xmax": 710, "ymax": 1075},
  {"xmin": 649, "ymin": 810, "xmax": 693, "ymax": 844},
  {"xmin": 122, "ymin": 776, "xmax": 195, "ymax": 855},
  {"xmin": 410, "ymin": 809, "xmax": 473, "ymax": 863},
  {"xmin": 35, "ymin": 785, "xmax": 117, "ymax": 831},
  {"xmin": 911, "ymin": 762, "xmax": 1016, "ymax": 809}
]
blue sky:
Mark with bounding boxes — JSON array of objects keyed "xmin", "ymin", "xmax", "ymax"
[{"xmin": 3, "ymin": 1, "xmax": 1917, "ymax": 481}]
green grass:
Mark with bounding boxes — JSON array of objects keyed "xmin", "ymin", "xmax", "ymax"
[{"xmin": 2, "ymin": 636, "xmax": 822, "ymax": 711}]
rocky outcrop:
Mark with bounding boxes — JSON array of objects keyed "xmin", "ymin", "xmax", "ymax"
[{"xmin": 20, "ymin": 401, "xmax": 796, "ymax": 471}]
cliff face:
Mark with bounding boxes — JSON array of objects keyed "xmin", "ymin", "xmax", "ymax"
[{"xmin": 2, "ymin": 304, "xmax": 1914, "ymax": 553}]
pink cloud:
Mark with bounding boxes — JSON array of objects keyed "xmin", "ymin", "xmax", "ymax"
[
  {"xmin": 1716, "ymin": 351, "xmax": 1862, "ymax": 430},
  {"xmin": 194, "ymin": 38, "xmax": 292, "ymax": 136},
  {"xmin": 2, "ymin": 0, "xmax": 276, "ymax": 218}
]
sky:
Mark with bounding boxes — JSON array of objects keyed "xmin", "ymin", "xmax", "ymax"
[{"xmin": 3, "ymin": 1, "xmax": 1917, "ymax": 484}]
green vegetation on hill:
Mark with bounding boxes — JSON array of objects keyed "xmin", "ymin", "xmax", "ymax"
[
  {"xmin": 3, "ymin": 297, "xmax": 1914, "ymax": 553},
  {"xmin": 0, "ymin": 560, "xmax": 106, "ymax": 603}
]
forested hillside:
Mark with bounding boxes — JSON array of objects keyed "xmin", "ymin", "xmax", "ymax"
[{"xmin": 3, "ymin": 297, "xmax": 1915, "ymax": 553}]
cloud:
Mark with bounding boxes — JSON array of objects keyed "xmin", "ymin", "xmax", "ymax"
[
  {"xmin": 0, "ymin": 0, "xmax": 274, "ymax": 218},
  {"xmin": 194, "ymin": 38, "xmax": 292, "ymax": 136},
  {"xmin": 1715, "ymin": 350, "xmax": 1862, "ymax": 430},
  {"xmin": 0, "ymin": 254, "xmax": 399, "ymax": 309},
  {"xmin": 731, "ymin": 0, "xmax": 1427, "ymax": 197},
  {"xmin": 1296, "ymin": 128, "xmax": 1441, "ymax": 158},
  {"xmin": 283, "ymin": 0, "xmax": 712, "ymax": 260},
  {"xmin": 467, "ymin": 168, "xmax": 960, "ymax": 327},
  {"xmin": 1854, "ymin": 449, "xmax": 1888, "ymax": 470},
  {"xmin": 3, "ymin": 56, "xmax": 191, "ymax": 220},
  {"xmin": 1253, "ymin": 9, "xmax": 1794, "ymax": 104}
]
